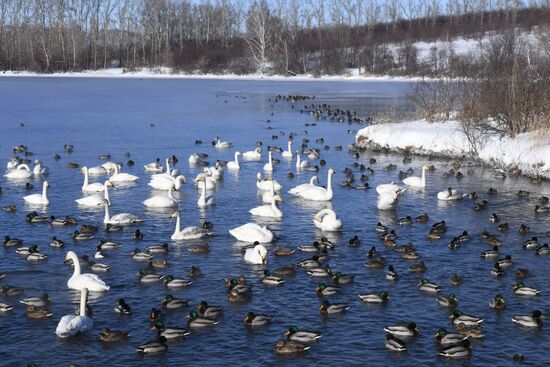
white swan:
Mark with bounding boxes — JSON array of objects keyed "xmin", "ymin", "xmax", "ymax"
[
  {"xmin": 313, "ymin": 209, "xmax": 342, "ymax": 231},
  {"xmin": 262, "ymin": 179, "xmax": 280, "ymax": 204},
  {"xmin": 144, "ymin": 158, "xmax": 163, "ymax": 173},
  {"xmin": 7, "ymin": 158, "xmax": 19, "ymax": 170},
  {"xmin": 101, "ymin": 162, "xmax": 121, "ymax": 174},
  {"xmin": 152, "ymin": 158, "xmax": 179, "ymax": 178},
  {"xmin": 55, "ymin": 287, "xmax": 94, "ymax": 337},
  {"xmin": 65, "ymin": 251, "xmax": 109, "ymax": 291},
  {"xmin": 227, "ymin": 151, "xmax": 241, "ymax": 171},
  {"xmin": 403, "ymin": 165, "xmax": 428, "ymax": 188},
  {"xmin": 149, "ymin": 175, "xmax": 186, "ymax": 190},
  {"xmin": 170, "ymin": 211, "xmax": 211, "ymax": 240},
  {"xmin": 85, "ymin": 165, "xmax": 108, "ymax": 176},
  {"xmin": 188, "ymin": 153, "xmax": 202, "ymax": 164},
  {"xmin": 242, "ymin": 147, "xmax": 261, "ymax": 161},
  {"xmin": 33, "ymin": 160, "xmax": 48, "ymax": 176},
  {"xmin": 23, "ymin": 181, "xmax": 49, "ymax": 205},
  {"xmin": 82, "ymin": 167, "xmax": 106, "ymax": 193},
  {"xmin": 209, "ymin": 161, "xmax": 224, "ymax": 180},
  {"xmin": 377, "ymin": 192, "xmax": 399, "ymax": 210},
  {"xmin": 376, "ymin": 182, "xmax": 406, "ymax": 196},
  {"xmin": 244, "ymin": 244, "xmax": 268, "ymax": 264},
  {"xmin": 214, "ymin": 137, "xmax": 233, "ymax": 149},
  {"xmin": 437, "ymin": 187, "xmax": 463, "ymax": 201},
  {"xmin": 256, "ymin": 172, "xmax": 282, "ymax": 191},
  {"xmin": 104, "ymin": 200, "xmax": 143, "ymax": 225},
  {"xmin": 295, "ymin": 152, "xmax": 309, "ymax": 169},
  {"xmin": 76, "ymin": 181, "xmax": 111, "ymax": 207},
  {"xmin": 5, "ymin": 163, "xmax": 33, "ymax": 179},
  {"xmin": 250, "ymin": 195, "xmax": 283, "ymax": 218},
  {"xmin": 110, "ymin": 165, "xmax": 138, "ymax": 183},
  {"xmin": 291, "ymin": 168, "xmax": 334, "ymax": 201},
  {"xmin": 288, "ymin": 176, "xmax": 318, "ymax": 196},
  {"xmin": 143, "ymin": 185, "xmax": 178, "ymax": 208},
  {"xmin": 229, "ymin": 223, "xmax": 274, "ymax": 243},
  {"xmin": 195, "ymin": 169, "xmax": 217, "ymax": 190},
  {"xmin": 263, "ymin": 151, "xmax": 274, "ymax": 172},
  {"xmin": 282, "ymin": 141, "xmax": 293, "ymax": 158},
  {"xmin": 197, "ymin": 178, "xmax": 215, "ymax": 208}
]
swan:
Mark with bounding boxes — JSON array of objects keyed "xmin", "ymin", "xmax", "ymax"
[
  {"xmin": 188, "ymin": 153, "xmax": 203, "ymax": 164},
  {"xmin": 101, "ymin": 162, "xmax": 121, "ymax": 174},
  {"xmin": 82, "ymin": 167, "xmax": 106, "ymax": 193},
  {"xmin": 376, "ymin": 182, "xmax": 406, "ymax": 195},
  {"xmin": 33, "ymin": 160, "xmax": 48, "ymax": 176},
  {"xmin": 197, "ymin": 178, "xmax": 215, "ymax": 208},
  {"xmin": 242, "ymin": 147, "xmax": 261, "ymax": 161},
  {"xmin": 227, "ymin": 152, "xmax": 241, "ymax": 171},
  {"xmin": 65, "ymin": 251, "xmax": 109, "ymax": 291},
  {"xmin": 313, "ymin": 209, "xmax": 342, "ymax": 231},
  {"xmin": 23, "ymin": 181, "xmax": 49, "ymax": 205},
  {"xmin": 209, "ymin": 161, "xmax": 224, "ymax": 180},
  {"xmin": 288, "ymin": 176, "xmax": 318, "ymax": 196},
  {"xmin": 55, "ymin": 287, "xmax": 94, "ymax": 337},
  {"xmin": 256, "ymin": 172, "xmax": 282, "ymax": 191},
  {"xmin": 262, "ymin": 178, "xmax": 281, "ymax": 204},
  {"xmin": 144, "ymin": 158, "xmax": 163, "ymax": 173},
  {"xmin": 250, "ymin": 195, "xmax": 283, "ymax": 218},
  {"xmin": 438, "ymin": 187, "xmax": 463, "ymax": 201},
  {"xmin": 195, "ymin": 169, "xmax": 216, "ymax": 190},
  {"xmin": 263, "ymin": 151, "xmax": 274, "ymax": 172},
  {"xmin": 76, "ymin": 181, "xmax": 111, "ymax": 207},
  {"xmin": 5, "ymin": 163, "xmax": 32, "ymax": 179},
  {"xmin": 377, "ymin": 192, "xmax": 399, "ymax": 210},
  {"xmin": 6, "ymin": 158, "xmax": 19, "ymax": 170},
  {"xmin": 143, "ymin": 185, "xmax": 178, "ymax": 208},
  {"xmin": 403, "ymin": 165, "xmax": 428, "ymax": 188},
  {"xmin": 229, "ymin": 223, "xmax": 274, "ymax": 243},
  {"xmin": 282, "ymin": 141, "xmax": 293, "ymax": 158},
  {"xmin": 170, "ymin": 211, "xmax": 211, "ymax": 240},
  {"xmin": 151, "ymin": 158, "xmax": 179, "ymax": 178},
  {"xmin": 295, "ymin": 152, "xmax": 309, "ymax": 169},
  {"xmin": 110, "ymin": 165, "xmax": 138, "ymax": 183},
  {"xmin": 149, "ymin": 175, "xmax": 186, "ymax": 190},
  {"xmin": 214, "ymin": 137, "xmax": 233, "ymax": 149},
  {"xmin": 291, "ymin": 168, "xmax": 335, "ymax": 201},
  {"xmin": 104, "ymin": 200, "xmax": 143, "ymax": 225},
  {"xmin": 244, "ymin": 244, "xmax": 268, "ymax": 264},
  {"xmin": 85, "ymin": 165, "xmax": 108, "ymax": 176}
]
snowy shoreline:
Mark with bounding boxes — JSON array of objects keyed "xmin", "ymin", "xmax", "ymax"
[
  {"xmin": 356, "ymin": 120, "xmax": 550, "ymax": 179},
  {"xmin": 0, "ymin": 67, "xmax": 422, "ymax": 82}
]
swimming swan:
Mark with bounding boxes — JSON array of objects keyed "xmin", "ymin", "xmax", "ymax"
[
  {"xmin": 256, "ymin": 172, "xmax": 282, "ymax": 191},
  {"xmin": 55, "ymin": 287, "xmax": 94, "ymax": 337},
  {"xmin": 170, "ymin": 211, "xmax": 211, "ymax": 240},
  {"xmin": 288, "ymin": 176, "xmax": 318, "ymax": 196},
  {"xmin": 403, "ymin": 165, "xmax": 429, "ymax": 188},
  {"xmin": 103, "ymin": 200, "xmax": 143, "ymax": 225},
  {"xmin": 250, "ymin": 195, "xmax": 283, "ymax": 218},
  {"xmin": 23, "ymin": 181, "xmax": 49, "ymax": 205},
  {"xmin": 82, "ymin": 167, "xmax": 106, "ymax": 193},
  {"xmin": 149, "ymin": 175, "xmax": 186, "ymax": 190},
  {"xmin": 263, "ymin": 151, "xmax": 274, "ymax": 172},
  {"xmin": 143, "ymin": 185, "xmax": 178, "ymax": 208},
  {"xmin": 291, "ymin": 169, "xmax": 334, "ymax": 201},
  {"xmin": 229, "ymin": 223, "xmax": 274, "ymax": 243},
  {"xmin": 110, "ymin": 165, "xmax": 138, "ymax": 183},
  {"xmin": 76, "ymin": 181, "xmax": 111, "ymax": 207},
  {"xmin": 244, "ymin": 244, "xmax": 268, "ymax": 264},
  {"xmin": 227, "ymin": 152, "xmax": 241, "ymax": 171},
  {"xmin": 197, "ymin": 178, "xmax": 215, "ymax": 208},
  {"xmin": 313, "ymin": 209, "xmax": 342, "ymax": 231},
  {"xmin": 65, "ymin": 251, "xmax": 109, "ymax": 292},
  {"xmin": 5, "ymin": 163, "xmax": 33, "ymax": 179},
  {"xmin": 242, "ymin": 147, "xmax": 262, "ymax": 161},
  {"xmin": 282, "ymin": 141, "xmax": 293, "ymax": 158}
]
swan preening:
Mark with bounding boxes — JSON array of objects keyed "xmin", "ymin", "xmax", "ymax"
[
  {"xmin": 171, "ymin": 211, "xmax": 211, "ymax": 240},
  {"xmin": 313, "ymin": 209, "xmax": 342, "ymax": 231},
  {"xmin": 250, "ymin": 195, "xmax": 283, "ymax": 218},
  {"xmin": 65, "ymin": 251, "xmax": 110, "ymax": 292},
  {"xmin": 376, "ymin": 182, "xmax": 406, "ymax": 196},
  {"xmin": 377, "ymin": 192, "xmax": 399, "ymax": 210},
  {"xmin": 229, "ymin": 223, "xmax": 274, "ymax": 243},
  {"xmin": 244, "ymin": 244, "xmax": 268, "ymax": 264},
  {"xmin": 23, "ymin": 181, "xmax": 49, "ymax": 205},
  {"xmin": 288, "ymin": 168, "xmax": 334, "ymax": 201},
  {"xmin": 55, "ymin": 287, "xmax": 93, "ymax": 338},
  {"xmin": 5, "ymin": 163, "xmax": 33, "ymax": 179},
  {"xmin": 403, "ymin": 165, "xmax": 429, "ymax": 188}
]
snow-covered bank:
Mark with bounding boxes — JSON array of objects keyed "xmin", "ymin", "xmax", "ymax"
[
  {"xmin": 356, "ymin": 120, "xmax": 550, "ymax": 178},
  {"xmin": 0, "ymin": 67, "xmax": 422, "ymax": 82}
]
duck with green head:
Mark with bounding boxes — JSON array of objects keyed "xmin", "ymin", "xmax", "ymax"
[
  {"xmin": 285, "ymin": 325, "xmax": 321, "ymax": 344},
  {"xmin": 316, "ymin": 283, "xmax": 340, "ymax": 296},
  {"xmin": 384, "ymin": 322, "xmax": 420, "ymax": 337},
  {"xmin": 433, "ymin": 327, "xmax": 467, "ymax": 347},
  {"xmin": 449, "ymin": 310, "xmax": 484, "ymax": 326},
  {"xmin": 332, "ymin": 271, "xmax": 354, "ymax": 285},
  {"xmin": 197, "ymin": 301, "xmax": 223, "ymax": 319},
  {"xmin": 437, "ymin": 294, "xmax": 458, "ymax": 308},
  {"xmin": 513, "ymin": 282, "xmax": 540, "ymax": 296},
  {"xmin": 359, "ymin": 291, "xmax": 389, "ymax": 304},
  {"xmin": 187, "ymin": 310, "xmax": 218, "ymax": 329},
  {"xmin": 489, "ymin": 294, "xmax": 505, "ymax": 309},
  {"xmin": 512, "ymin": 310, "xmax": 543, "ymax": 328},
  {"xmin": 161, "ymin": 294, "xmax": 189, "ymax": 310},
  {"xmin": 244, "ymin": 312, "xmax": 272, "ymax": 327},
  {"xmin": 150, "ymin": 321, "xmax": 190, "ymax": 339}
]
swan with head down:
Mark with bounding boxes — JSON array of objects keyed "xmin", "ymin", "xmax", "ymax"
[
  {"xmin": 229, "ymin": 223, "xmax": 273, "ymax": 243},
  {"xmin": 313, "ymin": 209, "xmax": 342, "ymax": 232},
  {"xmin": 5, "ymin": 163, "xmax": 33, "ymax": 179}
]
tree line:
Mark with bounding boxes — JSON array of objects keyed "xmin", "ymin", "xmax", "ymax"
[{"xmin": 0, "ymin": 0, "xmax": 549, "ymax": 75}]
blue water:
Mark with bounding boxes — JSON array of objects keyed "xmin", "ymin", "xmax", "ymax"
[{"xmin": 0, "ymin": 77, "xmax": 548, "ymax": 366}]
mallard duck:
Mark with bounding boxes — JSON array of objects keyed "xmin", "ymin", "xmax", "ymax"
[
  {"xmin": 139, "ymin": 271, "xmax": 161, "ymax": 284},
  {"xmin": 133, "ymin": 229, "xmax": 144, "ymax": 240},
  {"xmin": 244, "ymin": 312, "xmax": 272, "ymax": 327},
  {"xmin": 72, "ymin": 231, "xmax": 93, "ymax": 241},
  {"xmin": 384, "ymin": 322, "xmax": 420, "ymax": 337},
  {"xmin": 298, "ymin": 256, "xmax": 321, "ymax": 268},
  {"xmin": 416, "ymin": 213, "xmax": 429, "ymax": 223},
  {"xmin": 409, "ymin": 261, "xmax": 427, "ymax": 273},
  {"xmin": 262, "ymin": 270, "xmax": 284, "ymax": 286},
  {"xmin": 162, "ymin": 294, "xmax": 189, "ymax": 310},
  {"xmin": 348, "ymin": 235, "xmax": 361, "ymax": 247},
  {"xmin": 98, "ymin": 239, "xmax": 122, "ymax": 250},
  {"xmin": 396, "ymin": 216, "xmax": 412, "ymax": 225},
  {"xmin": 274, "ymin": 340, "xmax": 310, "ymax": 355},
  {"xmin": 3, "ymin": 236, "xmax": 23, "ymax": 247},
  {"xmin": 26, "ymin": 305, "xmax": 52, "ymax": 319},
  {"xmin": 150, "ymin": 321, "xmax": 190, "ymax": 339},
  {"xmin": 481, "ymin": 246, "xmax": 499, "ymax": 258},
  {"xmin": 274, "ymin": 264, "xmax": 296, "ymax": 277},
  {"xmin": 136, "ymin": 336, "xmax": 168, "ymax": 354},
  {"xmin": 489, "ymin": 294, "xmax": 505, "ymax": 309},
  {"xmin": 188, "ymin": 244, "xmax": 210, "ymax": 253},
  {"xmin": 197, "ymin": 301, "xmax": 224, "ymax": 319},
  {"xmin": 187, "ymin": 310, "xmax": 218, "ymax": 329},
  {"xmin": 319, "ymin": 300, "xmax": 348, "ymax": 315},
  {"xmin": 132, "ymin": 249, "xmax": 152, "ymax": 261},
  {"xmin": 359, "ymin": 291, "xmax": 389, "ymax": 304},
  {"xmin": 449, "ymin": 310, "xmax": 484, "ymax": 326},
  {"xmin": 491, "ymin": 263, "xmax": 505, "ymax": 277},
  {"xmin": 512, "ymin": 310, "xmax": 543, "ymax": 328},
  {"xmin": 518, "ymin": 224, "xmax": 530, "ymax": 234},
  {"xmin": 26, "ymin": 211, "xmax": 48, "ymax": 223},
  {"xmin": 50, "ymin": 236, "xmax": 64, "ymax": 248},
  {"xmin": 496, "ymin": 255, "xmax": 513, "ymax": 267},
  {"xmin": 50, "ymin": 216, "xmax": 68, "ymax": 226},
  {"xmin": 385, "ymin": 334, "xmax": 406, "ymax": 351},
  {"xmin": 332, "ymin": 271, "xmax": 354, "ymax": 285},
  {"xmin": 273, "ymin": 246, "xmax": 295, "ymax": 256},
  {"xmin": 146, "ymin": 243, "xmax": 169, "ymax": 254},
  {"xmin": 366, "ymin": 246, "xmax": 379, "ymax": 258},
  {"xmin": 489, "ymin": 213, "xmax": 500, "ymax": 223},
  {"xmin": 515, "ymin": 268, "xmax": 531, "ymax": 279},
  {"xmin": 513, "ymin": 282, "xmax": 540, "ymax": 296},
  {"xmin": 316, "ymin": 283, "xmax": 340, "ymax": 296},
  {"xmin": 365, "ymin": 257, "xmax": 385, "ymax": 269},
  {"xmin": 433, "ymin": 328, "xmax": 467, "ymax": 347},
  {"xmin": 455, "ymin": 323, "xmax": 484, "ymax": 338},
  {"xmin": 450, "ymin": 273, "xmax": 463, "ymax": 286},
  {"xmin": 115, "ymin": 299, "xmax": 132, "ymax": 315},
  {"xmin": 419, "ymin": 278, "xmax": 441, "ymax": 293},
  {"xmin": 162, "ymin": 275, "xmax": 192, "ymax": 288},
  {"xmin": 437, "ymin": 294, "xmax": 458, "ymax": 308},
  {"xmin": 20, "ymin": 293, "xmax": 51, "ymax": 307},
  {"xmin": 375, "ymin": 222, "xmax": 388, "ymax": 233},
  {"xmin": 438, "ymin": 339, "xmax": 471, "ymax": 359},
  {"xmin": 536, "ymin": 243, "xmax": 549, "ymax": 255},
  {"xmin": 307, "ymin": 266, "xmax": 331, "ymax": 277},
  {"xmin": 385, "ymin": 265, "xmax": 399, "ymax": 281},
  {"xmin": 3, "ymin": 204, "xmax": 16, "ymax": 212},
  {"xmin": 187, "ymin": 266, "xmax": 201, "ymax": 277},
  {"xmin": 104, "ymin": 223, "xmax": 122, "ymax": 232},
  {"xmin": 285, "ymin": 326, "xmax": 322, "ymax": 344},
  {"xmin": 0, "ymin": 303, "xmax": 14, "ymax": 312},
  {"xmin": 0, "ymin": 285, "xmax": 24, "ymax": 296},
  {"xmin": 522, "ymin": 237, "xmax": 539, "ymax": 250}
]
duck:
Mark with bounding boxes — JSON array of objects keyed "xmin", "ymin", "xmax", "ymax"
[
  {"xmin": 386, "ymin": 265, "xmax": 399, "ymax": 281},
  {"xmin": 132, "ymin": 249, "xmax": 152, "ymax": 261},
  {"xmin": 313, "ymin": 209, "xmax": 342, "ymax": 231},
  {"xmin": 385, "ymin": 334, "xmax": 407, "ymax": 352},
  {"xmin": 403, "ymin": 165, "xmax": 429, "ymax": 188},
  {"xmin": 65, "ymin": 251, "xmax": 110, "ymax": 292},
  {"xmin": 143, "ymin": 185, "xmax": 178, "ymax": 208},
  {"xmin": 144, "ymin": 158, "xmax": 163, "ymax": 173},
  {"xmin": 187, "ymin": 310, "xmax": 218, "ymax": 329},
  {"xmin": 437, "ymin": 187, "xmax": 463, "ymax": 201},
  {"xmin": 146, "ymin": 243, "xmax": 168, "ymax": 254},
  {"xmin": 23, "ymin": 181, "xmax": 49, "ymax": 205},
  {"xmin": 273, "ymin": 246, "xmax": 295, "ymax": 256},
  {"xmin": 455, "ymin": 323, "xmax": 484, "ymax": 338},
  {"xmin": 136, "ymin": 336, "xmax": 168, "ymax": 354},
  {"xmin": 384, "ymin": 322, "xmax": 420, "ymax": 337},
  {"xmin": 359, "ymin": 291, "xmax": 389, "ymax": 304},
  {"xmin": 449, "ymin": 310, "xmax": 484, "ymax": 326},
  {"xmin": 489, "ymin": 294, "xmax": 506, "ymax": 309},
  {"xmin": 162, "ymin": 294, "xmax": 189, "ymax": 309},
  {"xmin": 3, "ymin": 236, "xmax": 23, "ymax": 247},
  {"xmin": 162, "ymin": 275, "xmax": 192, "ymax": 288},
  {"xmin": 171, "ymin": 211, "xmax": 212, "ymax": 241},
  {"xmin": 437, "ymin": 294, "xmax": 458, "ymax": 308},
  {"xmin": 319, "ymin": 300, "xmax": 349, "ymax": 315},
  {"xmin": 250, "ymin": 195, "xmax": 283, "ymax": 218},
  {"xmin": 244, "ymin": 312, "xmax": 273, "ymax": 327},
  {"xmin": 229, "ymin": 223, "xmax": 273, "ymax": 243},
  {"xmin": 0, "ymin": 285, "xmax": 24, "ymax": 296},
  {"xmin": 409, "ymin": 260, "xmax": 427, "ymax": 273},
  {"xmin": 512, "ymin": 310, "xmax": 543, "ymax": 328},
  {"xmin": 522, "ymin": 237, "xmax": 539, "ymax": 249},
  {"xmin": 291, "ymin": 168, "xmax": 335, "ymax": 201},
  {"xmin": 134, "ymin": 229, "xmax": 144, "ymax": 240},
  {"xmin": 103, "ymin": 200, "xmax": 142, "ymax": 225},
  {"xmin": 72, "ymin": 231, "xmax": 93, "ymax": 241},
  {"xmin": 55, "ymin": 287, "xmax": 93, "ymax": 337},
  {"xmin": 115, "ymin": 299, "xmax": 132, "ymax": 314},
  {"xmin": 418, "ymin": 278, "xmax": 441, "ymax": 293},
  {"xmin": 438, "ymin": 339, "xmax": 471, "ymax": 359},
  {"xmin": 262, "ymin": 270, "xmax": 284, "ymax": 285},
  {"xmin": 285, "ymin": 326, "xmax": 322, "ymax": 344},
  {"xmin": 513, "ymin": 282, "xmax": 540, "ymax": 296},
  {"xmin": 275, "ymin": 340, "xmax": 310, "ymax": 355},
  {"xmin": 536, "ymin": 243, "xmax": 549, "ymax": 255},
  {"xmin": 20, "ymin": 293, "xmax": 52, "ymax": 307},
  {"xmin": 242, "ymin": 147, "xmax": 262, "ymax": 161},
  {"xmin": 433, "ymin": 328, "xmax": 467, "ymax": 347},
  {"xmin": 315, "ymin": 283, "xmax": 340, "ymax": 296},
  {"xmin": 244, "ymin": 243, "xmax": 268, "ymax": 264},
  {"xmin": 0, "ymin": 303, "xmax": 14, "ymax": 313},
  {"xmin": 150, "ymin": 321, "xmax": 190, "ymax": 339},
  {"xmin": 81, "ymin": 167, "xmax": 106, "ymax": 193},
  {"xmin": 100, "ymin": 328, "xmax": 130, "ymax": 343},
  {"xmin": 332, "ymin": 271, "xmax": 354, "ymax": 285},
  {"xmin": 227, "ymin": 151, "xmax": 241, "ymax": 170},
  {"xmin": 109, "ymin": 165, "xmax": 138, "ymax": 183},
  {"xmin": 26, "ymin": 305, "xmax": 53, "ymax": 319},
  {"xmin": 197, "ymin": 301, "xmax": 224, "ymax": 319}
]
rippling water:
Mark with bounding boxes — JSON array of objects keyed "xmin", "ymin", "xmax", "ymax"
[{"xmin": 0, "ymin": 77, "xmax": 548, "ymax": 366}]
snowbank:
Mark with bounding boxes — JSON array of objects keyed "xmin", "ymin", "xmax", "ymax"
[{"xmin": 356, "ymin": 120, "xmax": 550, "ymax": 177}]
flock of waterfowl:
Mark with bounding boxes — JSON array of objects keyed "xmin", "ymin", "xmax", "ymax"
[{"xmin": 0, "ymin": 94, "xmax": 548, "ymax": 364}]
